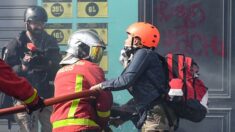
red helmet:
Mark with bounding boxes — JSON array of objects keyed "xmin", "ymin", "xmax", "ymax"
[{"xmin": 126, "ymin": 22, "xmax": 160, "ymax": 48}]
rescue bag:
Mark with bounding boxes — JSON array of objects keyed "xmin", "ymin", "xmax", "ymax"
[{"xmin": 159, "ymin": 53, "xmax": 208, "ymax": 122}]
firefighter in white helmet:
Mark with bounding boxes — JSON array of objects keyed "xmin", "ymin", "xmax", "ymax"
[{"xmin": 51, "ymin": 30, "xmax": 113, "ymax": 132}]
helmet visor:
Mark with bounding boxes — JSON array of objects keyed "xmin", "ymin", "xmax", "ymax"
[{"xmin": 90, "ymin": 46, "xmax": 104, "ymax": 63}]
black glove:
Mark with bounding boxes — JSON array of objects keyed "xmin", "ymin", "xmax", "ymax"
[
  {"xmin": 21, "ymin": 53, "xmax": 32, "ymax": 72},
  {"xmin": 22, "ymin": 53, "xmax": 32, "ymax": 65},
  {"xmin": 26, "ymin": 97, "xmax": 45, "ymax": 114}
]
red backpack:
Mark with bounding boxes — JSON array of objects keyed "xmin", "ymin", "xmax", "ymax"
[{"xmin": 160, "ymin": 53, "xmax": 208, "ymax": 122}]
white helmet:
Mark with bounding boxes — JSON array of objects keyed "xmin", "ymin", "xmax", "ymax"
[{"xmin": 60, "ymin": 29, "xmax": 105, "ymax": 65}]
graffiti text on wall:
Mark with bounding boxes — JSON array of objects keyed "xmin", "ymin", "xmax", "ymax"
[{"xmin": 155, "ymin": 0, "xmax": 224, "ymax": 57}]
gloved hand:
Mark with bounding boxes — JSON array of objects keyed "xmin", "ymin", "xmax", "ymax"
[
  {"xmin": 21, "ymin": 53, "xmax": 32, "ymax": 71},
  {"xmin": 26, "ymin": 96, "xmax": 45, "ymax": 114},
  {"xmin": 90, "ymin": 83, "xmax": 102, "ymax": 91}
]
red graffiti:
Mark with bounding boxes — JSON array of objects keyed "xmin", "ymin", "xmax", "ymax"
[
  {"xmin": 161, "ymin": 30, "xmax": 224, "ymax": 57},
  {"xmin": 177, "ymin": 3, "xmax": 205, "ymax": 29},
  {"xmin": 155, "ymin": 0, "xmax": 224, "ymax": 57},
  {"xmin": 156, "ymin": 1, "xmax": 205, "ymax": 29},
  {"xmin": 157, "ymin": 1, "xmax": 172, "ymax": 22}
]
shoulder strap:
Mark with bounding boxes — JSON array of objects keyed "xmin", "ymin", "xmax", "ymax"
[
  {"xmin": 182, "ymin": 55, "xmax": 187, "ymax": 101},
  {"xmin": 166, "ymin": 54, "xmax": 179, "ymax": 79},
  {"xmin": 157, "ymin": 53, "xmax": 169, "ymax": 82},
  {"xmin": 161, "ymin": 100, "xmax": 174, "ymax": 127}
]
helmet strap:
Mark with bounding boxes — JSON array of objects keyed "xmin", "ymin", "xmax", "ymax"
[
  {"xmin": 124, "ymin": 37, "xmax": 140, "ymax": 58},
  {"xmin": 26, "ymin": 24, "xmax": 35, "ymax": 43},
  {"xmin": 130, "ymin": 37, "xmax": 134, "ymax": 50},
  {"xmin": 26, "ymin": 25, "xmax": 44, "ymax": 48}
]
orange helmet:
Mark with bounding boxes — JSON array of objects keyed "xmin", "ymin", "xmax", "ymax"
[{"xmin": 126, "ymin": 22, "xmax": 160, "ymax": 48}]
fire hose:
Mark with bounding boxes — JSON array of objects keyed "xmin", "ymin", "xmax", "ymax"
[{"xmin": 0, "ymin": 90, "xmax": 100, "ymax": 116}]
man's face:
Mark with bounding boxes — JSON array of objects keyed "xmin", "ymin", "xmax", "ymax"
[
  {"xmin": 27, "ymin": 21, "xmax": 45, "ymax": 36},
  {"xmin": 28, "ymin": 21, "xmax": 45, "ymax": 30},
  {"xmin": 124, "ymin": 34, "xmax": 133, "ymax": 48}
]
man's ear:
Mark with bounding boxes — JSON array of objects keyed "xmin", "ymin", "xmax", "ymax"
[
  {"xmin": 133, "ymin": 39, "xmax": 138, "ymax": 45},
  {"xmin": 133, "ymin": 37, "xmax": 140, "ymax": 45},
  {"xmin": 133, "ymin": 37, "xmax": 141, "ymax": 45},
  {"xmin": 133, "ymin": 37, "xmax": 143, "ymax": 48}
]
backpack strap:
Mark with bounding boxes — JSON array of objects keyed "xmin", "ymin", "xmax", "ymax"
[
  {"xmin": 157, "ymin": 53, "xmax": 169, "ymax": 82},
  {"xmin": 182, "ymin": 55, "xmax": 188, "ymax": 101},
  {"xmin": 153, "ymin": 98, "xmax": 179, "ymax": 129},
  {"xmin": 172, "ymin": 54, "xmax": 179, "ymax": 78},
  {"xmin": 166, "ymin": 54, "xmax": 176, "ymax": 79},
  {"xmin": 161, "ymin": 100, "xmax": 174, "ymax": 127},
  {"xmin": 193, "ymin": 78, "xmax": 197, "ymax": 99},
  {"xmin": 177, "ymin": 54, "xmax": 191, "ymax": 101}
]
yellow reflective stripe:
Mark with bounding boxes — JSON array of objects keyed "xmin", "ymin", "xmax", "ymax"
[
  {"xmin": 23, "ymin": 89, "xmax": 37, "ymax": 104},
  {"xmin": 68, "ymin": 75, "xmax": 83, "ymax": 118},
  {"xmin": 53, "ymin": 118, "xmax": 98, "ymax": 129},
  {"xmin": 97, "ymin": 110, "xmax": 111, "ymax": 118}
]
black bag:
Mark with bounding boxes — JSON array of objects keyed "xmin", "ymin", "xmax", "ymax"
[{"xmin": 168, "ymin": 99, "xmax": 207, "ymax": 122}]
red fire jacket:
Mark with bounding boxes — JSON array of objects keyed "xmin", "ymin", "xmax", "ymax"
[
  {"xmin": 0, "ymin": 59, "xmax": 38, "ymax": 105},
  {"xmin": 51, "ymin": 60, "xmax": 113, "ymax": 132}
]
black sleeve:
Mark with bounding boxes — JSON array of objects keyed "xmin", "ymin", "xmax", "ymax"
[
  {"xmin": 101, "ymin": 49, "xmax": 150, "ymax": 91},
  {"xmin": 3, "ymin": 38, "xmax": 24, "ymax": 75}
]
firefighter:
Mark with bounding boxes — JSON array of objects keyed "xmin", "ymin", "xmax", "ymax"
[
  {"xmin": 3, "ymin": 6, "xmax": 61, "ymax": 132},
  {"xmin": 90, "ymin": 22, "xmax": 177, "ymax": 131},
  {"xmin": 0, "ymin": 59, "xmax": 44, "ymax": 113},
  {"xmin": 50, "ymin": 30, "xmax": 113, "ymax": 132}
]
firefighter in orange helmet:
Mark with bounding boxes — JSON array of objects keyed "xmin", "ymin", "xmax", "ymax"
[
  {"xmin": 50, "ymin": 30, "xmax": 113, "ymax": 132},
  {"xmin": 0, "ymin": 59, "xmax": 44, "ymax": 113},
  {"xmin": 91, "ymin": 22, "xmax": 177, "ymax": 131}
]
